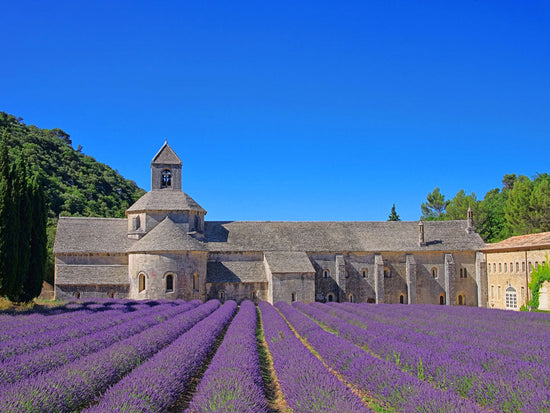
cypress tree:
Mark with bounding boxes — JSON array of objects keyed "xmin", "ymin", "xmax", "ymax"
[
  {"xmin": 23, "ymin": 175, "xmax": 47, "ymax": 301},
  {"xmin": 0, "ymin": 131, "xmax": 14, "ymax": 298}
]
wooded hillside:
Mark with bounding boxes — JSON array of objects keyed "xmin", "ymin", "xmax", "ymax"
[{"xmin": 0, "ymin": 112, "xmax": 145, "ymax": 282}]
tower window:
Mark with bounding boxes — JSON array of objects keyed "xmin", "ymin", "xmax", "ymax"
[
  {"xmin": 161, "ymin": 169, "xmax": 172, "ymax": 188},
  {"xmin": 384, "ymin": 266, "xmax": 391, "ymax": 278},
  {"xmin": 166, "ymin": 274, "xmax": 174, "ymax": 293},
  {"xmin": 323, "ymin": 269, "xmax": 329, "ymax": 278},
  {"xmin": 139, "ymin": 273, "xmax": 146, "ymax": 292},
  {"xmin": 458, "ymin": 294, "xmax": 465, "ymax": 305},
  {"xmin": 431, "ymin": 267, "xmax": 438, "ymax": 278},
  {"xmin": 361, "ymin": 268, "xmax": 368, "ymax": 278},
  {"xmin": 291, "ymin": 292, "xmax": 296, "ymax": 302}
]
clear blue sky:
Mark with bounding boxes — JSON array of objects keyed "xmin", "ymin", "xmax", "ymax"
[{"xmin": 1, "ymin": 1, "xmax": 549, "ymax": 221}]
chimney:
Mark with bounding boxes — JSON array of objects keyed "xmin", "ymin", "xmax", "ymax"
[{"xmin": 419, "ymin": 220, "xmax": 426, "ymax": 247}]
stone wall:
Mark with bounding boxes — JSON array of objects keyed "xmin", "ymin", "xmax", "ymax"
[
  {"xmin": 128, "ymin": 251, "xmax": 207, "ymax": 301},
  {"xmin": 272, "ymin": 272, "xmax": 315, "ymax": 304},
  {"xmin": 55, "ymin": 284, "xmax": 129, "ymax": 300},
  {"xmin": 205, "ymin": 282, "xmax": 267, "ymax": 303}
]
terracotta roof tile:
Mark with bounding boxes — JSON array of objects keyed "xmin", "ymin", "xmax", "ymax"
[{"xmin": 483, "ymin": 232, "xmax": 550, "ymax": 251}]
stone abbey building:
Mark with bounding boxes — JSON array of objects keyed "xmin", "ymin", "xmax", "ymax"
[{"xmin": 54, "ymin": 143, "xmax": 487, "ymax": 306}]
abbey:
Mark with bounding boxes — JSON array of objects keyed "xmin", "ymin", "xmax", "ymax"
[{"xmin": 54, "ymin": 143, "xmax": 488, "ymax": 306}]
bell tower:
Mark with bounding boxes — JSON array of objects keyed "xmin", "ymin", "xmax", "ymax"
[{"xmin": 151, "ymin": 140, "xmax": 183, "ymax": 191}]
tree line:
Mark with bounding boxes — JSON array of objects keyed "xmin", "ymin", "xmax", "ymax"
[
  {"xmin": 0, "ymin": 131, "xmax": 47, "ymax": 303},
  {"xmin": 417, "ymin": 174, "xmax": 550, "ymax": 243}
]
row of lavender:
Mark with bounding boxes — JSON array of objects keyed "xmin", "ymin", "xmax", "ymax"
[{"xmin": 297, "ymin": 302, "xmax": 550, "ymax": 412}]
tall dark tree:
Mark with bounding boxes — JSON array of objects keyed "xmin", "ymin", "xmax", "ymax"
[
  {"xmin": 388, "ymin": 204, "xmax": 401, "ymax": 221},
  {"xmin": 478, "ymin": 188, "xmax": 509, "ymax": 243},
  {"xmin": 22, "ymin": 176, "xmax": 48, "ymax": 302},
  {"xmin": 446, "ymin": 190, "xmax": 479, "ymax": 222},
  {"xmin": 421, "ymin": 187, "xmax": 449, "ymax": 220},
  {"xmin": 0, "ymin": 131, "xmax": 13, "ymax": 296}
]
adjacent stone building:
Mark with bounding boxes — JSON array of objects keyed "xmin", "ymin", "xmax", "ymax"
[
  {"xmin": 54, "ymin": 143, "xmax": 487, "ymax": 305},
  {"xmin": 484, "ymin": 231, "xmax": 550, "ymax": 310}
]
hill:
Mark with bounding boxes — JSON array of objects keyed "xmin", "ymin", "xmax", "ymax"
[{"xmin": 0, "ymin": 112, "xmax": 145, "ymax": 282}]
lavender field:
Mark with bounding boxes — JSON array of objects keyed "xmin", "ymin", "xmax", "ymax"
[{"xmin": 0, "ymin": 299, "xmax": 549, "ymax": 412}]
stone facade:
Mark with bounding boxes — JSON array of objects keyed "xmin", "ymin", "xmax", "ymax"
[
  {"xmin": 53, "ymin": 143, "xmax": 487, "ymax": 305},
  {"xmin": 484, "ymin": 232, "xmax": 550, "ymax": 310}
]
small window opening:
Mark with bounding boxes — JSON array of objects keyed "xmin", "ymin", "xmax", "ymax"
[
  {"xmin": 458, "ymin": 294, "xmax": 464, "ymax": 305},
  {"xmin": 291, "ymin": 292, "xmax": 296, "ymax": 302},
  {"xmin": 399, "ymin": 294, "xmax": 405, "ymax": 304},
  {"xmin": 219, "ymin": 291, "xmax": 225, "ymax": 302},
  {"xmin": 139, "ymin": 273, "xmax": 146, "ymax": 292},
  {"xmin": 516, "ymin": 262, "xmax": 519, "ymax": 272},
  {"xmin": 161, "ymin": 169, "xmax": 172, "ymax": 188},
  {"xmin": 361, "ymin": 268, "xmax": 368, "ymax": 278},
  {"xmin": 166, "ymin": 274, "xmax": 174, "ymax": 293},
  {"xmin": 74, "ymin": 291, "xmax": 81, "ymax": 299},
  {"xmin": 327, "ymin": 293, "xmax": 334, "ymax": 302},
  {"xmin": 109, "ymin": 290, "xmax": 115, "ymax": 298},
  {"xmin": 252, "ymin": 290, "xmax": 258, "ymax": 300},
  {"xmin": 323, "ymin": 269, "xmax": 329, "ymax": 278},
  {"xmin": 349, "ymin": 293, "xmax": 354, "ymax": 303},
  {"xmin": 505, "ymin": 286, "xmax": 517, "ymax": 309},
  {"xmin": 439, "ymin": 294, "xmax": 445, "ymax": 305},
  {"xmin": 431, "ymin": 267, "xmax": 438, "ymax": 278},
  {"xmin": 384, "ymin": 266, "xmax": 391, "ymax": 278},
  {"xmin": 193, "ymin": 273, "xmax": 199, "ymax": 291}
]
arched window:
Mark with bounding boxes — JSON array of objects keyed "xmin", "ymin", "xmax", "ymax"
[
  {"xmin": 488, "ymin": 264, "xmax": 491, "ymax": 273},
  {"xmin": 463, "ymin": 268, "xmax": 467, "ymax": 278},
  {"xmin": 458, "ymin": 294, "xmax": 464, "ymax": 305},
  {"xmin": 384, "ymin": 266, "xmax": 391, "ymax": 278},
  {"xmin": 291, "ymin": 292, "xmax": 296, "ymax": 302},
  {"xmin": 323, "ymin": 269, "xmax": 329, "ymax": 278},
  {"xmin": 431, "ymin": 267, "xmax": 438, "ymax": 278},
  {"xmin": 361, "ymin": 268, "xmax": 368, "ymax": 278},
  {"xmin": 499, "ymin": 263, "xmax": 502, "ymax": 272},
  {"xmin": 439, "ymin": 294, "xmax": 445, "ymax": 305},
  {"xmin": 399, "ymin": 294, "xmax": 405, "ymax": 304},
  {"xmin": 491, "ymin": 285, "xmax": 494, "ymax": 299},
  {"xmin": 522, "ymin": 262, "xmax": 526, "ymax": 272},
  {"xmin": 516, "ymin": 262, "xmax": 519, "ymax": 272},
  {"xmin": 166, "ymin": 274, "xmax": 174, "ymax": 293},
  {"xmin": 494, "ymin": 263, "xmax": 496, "ymax": 273},
  {"xmin": 505, "ymin": 286, "xmax": 517, "ymax": 309},
  {"xmin": 109, "ymin": 290, "xmax": 115, "ymax": 298},
  {"xmin": 161, "ymin": 169, "xmax": 172, "ymax": 188},
  {"xmin": 326, "ymin": 293, "xmax": 335, "ymax": 302},
  {"xmin": 510, "ymin": 262, "xmax": 513, "ymax": 273},
  {"xmin": 349, "ymin": 293, "xmax": 354, "ymax": 303},
  {"xmin": 497, "ymin": 285, "xmax": 502, "ymax": 300},
  {"xmin": 252, "ymin": 290, "xmax": 258, "ymax": 300},
  {"xmin": 139, "ymin": 273, "xmax": 146, "ymax": 293},
  {"xmin": 193, "ymin": 273, "xmax": 199, "ymax": 291},
  {"xmin": 504, "ymin": 263, "xmax": 507, "ymax": 273},
  {"xmin": 219, "ymin": 291, "xmax": 225, "ymax": 302},
  {"xmin": 74, "ymin": 291, "xmax": 81, "ymax": 299}
]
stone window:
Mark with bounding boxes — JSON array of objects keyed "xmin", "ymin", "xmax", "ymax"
[
  {"xmin": 399, "ymin": 294, "xmax": 406, "ymax": 304},
  {"xmin": 132, "ymin": 215, "xmax": 141, "ymax": 230},
  {"xmin": 161, "ymin": 169, "xmax": 172, "ymax": 188},
  {"xmin": 439, "ymin": 294, "xmax": 445, "ymax": 305},
  {"xmin": 219, "ymin": 291, "xmax": 225, "ymax": 302},
  {"xmin": 252, "ymin": 290, "xmax": 258, "ymax": 300},
  {"xmin": 349, "ymin": 293, "xmax": 354, "ymax": 303},
  {"xmin": 458, "ymin": 294, "xmax": 465, "ymax": 305},
  {"xmin": 361, "ymin": 268, "xmax": 368, "ymax": 278},
  {"xmin": 491, "ymin": 285, "xmax": 495, "ymax": 299},
  {"xmin": 463, "ymin": 268, "xmax": 467, "ymax": 278},
  {"xmin": 522, "ymin": 262, "xmax": 526, "ymax": 272},
  {"xmin": 504, "ymin": 263, "xmax": 507, "ymax": 273},
  {"xmin": 109, "ymin": 290, "xmax": 115, "ymax": 298},
  {"xmin": 505, "ymin": 286, "xmax": 517, "ymax": 309},
  {"xmin": 488, "ymin": 264, "xmax": 490, "ymax": 273},
  {"xmin": 535, "ymin": 261, "xmax": 539, "ymax": 269},
  {"xmin": 528, "ymin": 261, "xmax": 532, "ymax": 271},
  {"xmin": 139, "ymin": 273, "xmax": 146, "ymax": 293},
  {"xmin": 510, "ymin": 262, "xmax": 513, "ymax": 273},
  {"xmin": 521, "ymin": 286, "xmax": 525, "ymax": 300},
  {"xmin": 323, "ymin": 269, "xmax": 329, "ymax": 278},
  {"xmin": 166, "ymin": 274, "xmax": 174, "ymax": 293},
  {"xmin": 497, "ymin": 285, "xmax": 502, "ymax": 300},
  {"xmin": 291, "ymin": 292, "xmax": 296, "ymax": 302},
  {"xmin": 384, "ymin": 266, "xmax": 391, "ymax": 278},
  {"xmin": 494, "ymin": 263, "xmax": 496, "ymax": 273},
  {"xmin": 74, "ymin": 291, "xmax": 81, "ymax": 299},
  {"xmin": 326, "ymin": 293, "xmax": 335, "ymax": 302},
  {"xmin": 192, "ymin": 273, "xmax": 199, "ymax": 292},
  {"xmin": 516, "ymin": 262, "xmax": 520, "ymax": 272},
  {"xmin": 431, "ymin": 267, "xmax": 438, "ymax": 278},
  {"xmin": 499, "ymin": 263, "xmax": 502, "ymax": 272}
]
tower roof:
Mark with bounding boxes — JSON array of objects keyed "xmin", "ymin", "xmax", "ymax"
[
  {"xmin": 151, "ymin": 142, "xmax": 182, "ymax": 166},
  {"xmin": 126, "ymin": 190, "xmax": 206, "ymax": 213}
]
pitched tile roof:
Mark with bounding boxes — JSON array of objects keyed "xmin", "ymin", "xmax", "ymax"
[
  {"xmin": 55, "ymin": 265, "xmax": 129, "ymax": 285},
  {"xmin": 151, "ymin": 142, "xmax": 182, "ymax": 165},
  {"xmin": 483, "ymin": 231, "xmax": 550, "ymax": 252},
  {"xmin": 53, "ymin": 217, "xmax": 134, "ymax": 254},
  {"xmin": 206, "ymin": 260, "xmax": 267, "ymax": 283},
  {"xmin": 264, "ymin": 251, "xmax": 315, "ymax": 273},
  {"xmin": 126, "ymin": 190, "xmax": 206, "ymax": 213},
  {"xmin": 127, "ymin": 217, "xmax": 207, "ymax": 253},
  {"xmin": 204, "ymin": 220, "xmax": 485, "ymax": 253}
]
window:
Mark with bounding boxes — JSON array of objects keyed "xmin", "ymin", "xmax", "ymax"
[
  {"xmin": 488, "ymin": 264, "xmax": 491, "ymax": 273},
  {"xmin": 74, "ymin": 291, "xmax": 81, "ymax": 299},
  {"xmin": 161, "ymin": 169, "xmax": 172, "ymax": 188},
  {"xmin": 505, "ymin": 286, "xmax": 517, "ymax": 309},
  {"xmin": 497, "ymin": 285, "xmax": 502, "ymax": 300},
  {"xmin": 252, "ymin": 291, "xmax": 258, "ymax": 300},
  {"xmin": 535, "ymin": 261, "xmax": 539, "ymax": 269},
  {"xmin": 219, "ymin": 291, "xmax": 225, "ymax": 302},
  {"xmin": 516, "ymin": 262, "xmax": 520, "ymax": 272},
  {"xmin": 491, "ymin": 285, "xmax": 495, "ymax": 299},
  {"xmin": 499, "ymin": 263, "xmax": 502, "ymax": 272},
  {"xmin": 132, "ymin": 215, "xmax": 141, "ymax": 230},
  {"xmin": 529, "ymin": 261, "xmax": 532, "ymax": 271},
  {"xmin": 109, "ymin": 290, "xmax": 115, "ymax": 298},
  {"xmin": 460, "ymin": 268, "xmax": 463, "ymax": 278},
  {"xmin": 349, "ymin": 293, "xmax": 354, "ymax": 303},
  {"xmin": 384, "ymin": 266, "xmax": 391, "ymax": 278},
  {"xmin": 522, "ymin": 262, "xmax": 526, "ymax": 272},
  {"xmin": 510, "ymin": 263, "xmax": 513, "ymax": 273},
  {"xmin": 463, "ymin": 268, "xmax": 467, "ymax": 278},
  {"xmin": 139, "ymin": 273, "xmax": 146, "ymax": 293},
  {"xmin": 431, "ymin": 267, "xmax": 438, "ymax": 278},
  {"xmin": 323, "ymin": 269, "xmax": 329, "ymax": 278},
  {"xmin": 494, "ymin": 263, "xmax": 497, "ymax": 273},
  {"xmin": 521, "ymin": 286, "xmax": 525, "ymax": 301},
  {"xmin": 439, "ymin": 294, "xmax": 445, "ymax": 305},
  {"xmin": 361, "ymin": 268, "xmax": 368, "ymax": 278},
  {"xmin": 291, "ymin": 292, "xmax": 296, "ymax": 302},
  {"xmin": 458, "ymin": 294, "xmax": 464, "ymax": 305},
  {"xmin": 459, "ymin": 268, "xmax": 467, "ymax": 278},
  {"xmin": 504, "ymin": 263, "xmax": 507, "ymax": 273},
  {"xmin": 166, "ymin": 274, "xmax": 174, "ymax": 293},
  {"xmin": 399, "ymin": 294, "xmax": 405, "ymax": 304},
  {"xmin": 193, "ymin": 273, "xmax": 199, "ymax": 291},
  {"xmin": 326, "ymin": 293, "xmax": 335, "ymax": 302}
]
